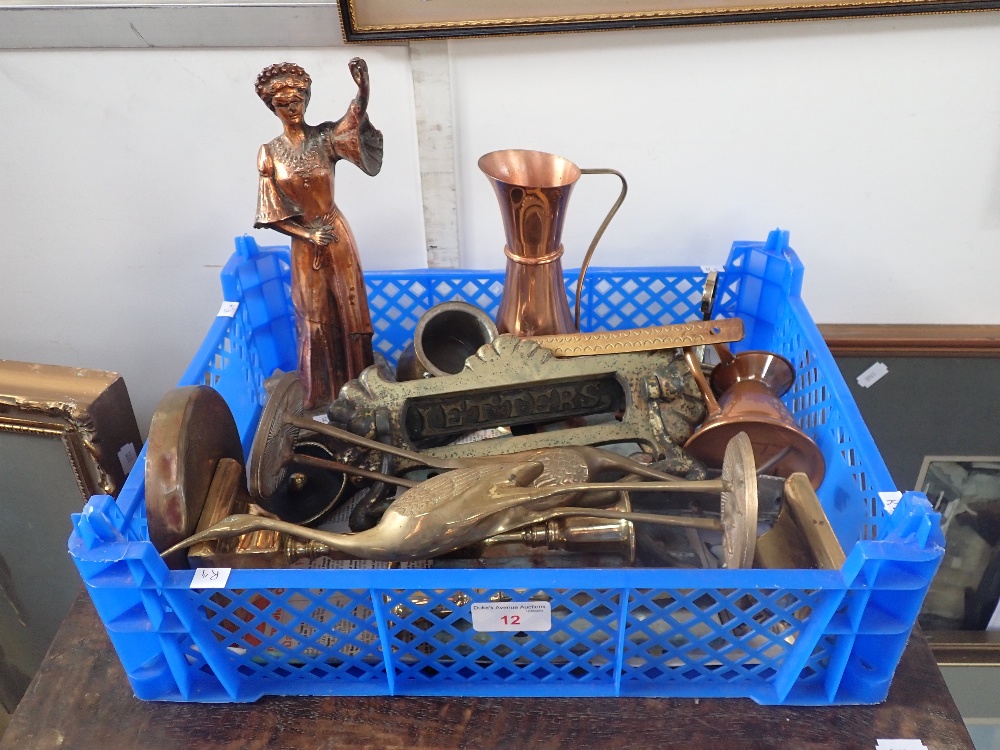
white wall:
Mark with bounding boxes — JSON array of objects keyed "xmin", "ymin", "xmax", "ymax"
[
  {"xmin": 452, "ymin": 14, "xmax": 1000, "ymax": 325},
  {"xmin": 2, "ymin": 14, "xmax": 999, "ymax": 431},
  {"xmin": 0, "ymin": 47, "xmax": 426, "ymax": 430}
]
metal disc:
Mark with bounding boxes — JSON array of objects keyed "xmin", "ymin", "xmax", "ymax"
[
  {"xmin": 719, "ymin": 432, "xmax": 759, "ymax": 569},
  {"xmin": 249, "ymin": 372, "xmax": 305, "ymax": 502},
  {"xmin": 145, "ymin": 386, "xmax": 244, "ymax": 557}
]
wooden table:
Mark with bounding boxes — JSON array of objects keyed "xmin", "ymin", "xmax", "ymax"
[{"xmin": 1, "ymin": 593, "xmax": 975, "ymax": 750}]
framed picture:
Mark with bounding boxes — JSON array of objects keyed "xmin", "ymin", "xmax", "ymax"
[
  {"xmin": 821, "ymin": 324, "xmax": 1000, "ymax": 665},
  {"xmin": 338, "ymin": 0, "xmax": 1000, "ymax": 41},
  {"xmin": 0, "ymin": 360, "xmax": 142, "ymax": 711},
  {"xmin": 916, "ymin": 456, "xmax": 1000, "ymax": 636}
]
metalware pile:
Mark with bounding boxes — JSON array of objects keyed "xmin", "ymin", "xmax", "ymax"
[
  {"xmin": 148, "ymin": 279, "xmax": 842, "ymax": 574},
  {"xmin": 144, "ymin": 84, "xmax": 844, "ymax": 573}
]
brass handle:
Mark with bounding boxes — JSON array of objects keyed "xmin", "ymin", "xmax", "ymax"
[
  {"xmin": 574, "ymin": 168, "xmax": 628, "ymax": 330},
  {"xmin": 683, "ymin": 346, "xmax": 722, "ymax": 418},
  {"xmin": 527, "ymin": 318, "xmax": 744, "ymax": 357}
]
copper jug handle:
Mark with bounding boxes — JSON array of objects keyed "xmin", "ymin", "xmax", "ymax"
[{"xmin": 574, "ymin": 168, "xmax": 628, "ymax": 329}]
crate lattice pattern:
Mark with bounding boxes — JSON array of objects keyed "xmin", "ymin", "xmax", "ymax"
[
  {"xmin": 383, "ymin": 588, "xmax": 620, "ymax": 684},
  {"xmin": 365, "ymin": 270, "xmax": 710, "ymax": 365},
  {"xmin": 189, "ymin": 587, "xmax": 386, "ymax": 683},
  {"xmin": 619, "ymin": 587, "xmax": 823, "ymax": 686},
  {"xmin": 201, "ymin": 309, "xmax": 263, "ymax": 394},
  {"xmin": 182, "ymin": 585, "xmax": 839, "ymax": 691}
]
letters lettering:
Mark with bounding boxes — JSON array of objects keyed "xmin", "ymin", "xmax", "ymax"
[{"xmin": 404, "ymin": 377, "xmax": 625, "ymax": 441}]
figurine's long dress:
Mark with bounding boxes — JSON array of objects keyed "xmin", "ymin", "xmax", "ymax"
[{"xmin": 255, "ymin": 102, "xmax": 383, "ymax": 409}]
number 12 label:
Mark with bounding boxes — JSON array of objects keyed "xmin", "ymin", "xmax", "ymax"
[{"xmin": 471, "ymin": 602, "xmax": 552, "ymax": 632}]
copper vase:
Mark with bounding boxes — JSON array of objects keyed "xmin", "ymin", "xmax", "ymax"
[
  {"xmin": 684, "ymin": 350, "xmax": 826, "ymax": 488},
  {"xmin": 479, "ymin": 149, "xmax": 626, "ymax": 337}
]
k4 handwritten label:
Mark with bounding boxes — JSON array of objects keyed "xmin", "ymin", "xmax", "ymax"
[
  {"xmin": 879, "ymin": 491, "xmax": 903, "ymax": 515},
  {"xmin": 471, "ymin": 601, "xmax": 552, "ymax": 632},
  {"xmin": 190, "ymin": 567, "xmax": 231, "ymax": 589}
]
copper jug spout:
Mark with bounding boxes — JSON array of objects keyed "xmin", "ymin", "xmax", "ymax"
[{"xmin": 479, "ymin": 149, "xmax": 626, "ymax": 337}]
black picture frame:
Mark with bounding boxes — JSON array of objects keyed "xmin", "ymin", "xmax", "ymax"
[{"xmin": 339, "ymin": 0, "xmax": 1000, "ymax": 42}]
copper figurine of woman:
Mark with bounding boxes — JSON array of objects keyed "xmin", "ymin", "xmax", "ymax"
[{"xmin": 254, "ymin": 59, "xmax": 383, "ymax": 410}]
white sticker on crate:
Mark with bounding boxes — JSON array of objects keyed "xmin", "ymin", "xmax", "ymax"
[
  {"xmin": 190, "ymin": 567, "xmax": 231, "ymax": 588},
  {"xmin": 879, "ymin": 492, "xmax": 903, "ymax": 515},
  {"xmin": 876, "ymin": 740, "xmax": 928, "ymax": 750},
  {"xmin": 217, "ymin": 301, "xmax": 240, "ymax": 318},
  {"xmin": 117, "ymin": 443, "xmax": 138, "ymax": 475},
  {"xmin": 471, "ymin": 601, "xmax": 552, "ymax": 632},
  {"xmin": 700, "ymin": 265, "xmax": 725, "ymax": 273},
  {"xmin": 856, "ymin": 361, "xmax": 889, "ymax": 388}
]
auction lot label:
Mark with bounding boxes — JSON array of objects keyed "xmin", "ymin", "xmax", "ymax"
[{"xmin": 471, "ymin": 601, "xmax": 552, "ymax": 632}]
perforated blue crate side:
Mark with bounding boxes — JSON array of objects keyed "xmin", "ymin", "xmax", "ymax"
[
  {"xmin": 366, "ymin": 269, "xmax": 501, "ymax": 363},
  {"xmin": 715, "ymin": 229, "xmax": 801, "ymax": 352},
  {"xmin": 812, "ymin": 492, "xmax": 943, "ymax": 704},
  {"xmin": 112, "ymin": 444, "xmax": 150, "ymax": 524},
  {"xmin": 70, "ymin": 511, "xmax": 941, "ymax": 705},
  {"xmin": 754, "ymin": 287, "xmax": 895, "ymax": 551},
  {"xmin": 364, "ymin": 265, "xmax": 713, "ymax": 365},
  {"xmin": 69, "ymin": 507, "xmax": 940, "ymax": 706},
  {"xmin": 222, "ymin": 236, "xmax": 717, "ymax": 369},
  {"xmin": 222, "ymin": 236, "xmax": 296, "ymax": 378},
  {"xmin": 74, "ymin": 547, "xmax": 939, "ymax": 704},
  {"xmin": 70, "ymin": 231, "xmax": 944, "ymax": 705},
  {"xmin": 175, "ymin": 311, "xmax": 262, "ymax": 457},
  {"xmin": 577, "ymin": 267, "xmax": 709, "ymax": 332},
  {"xmin": 68, "ymin": 494, "xmax": 214, "ymax": 701},
  {"xmin": 710, "ymin": 232, "xmax": 899, "ymax": 554},
  {"xmin": 172, "ymin": 239, "xmax": 295, "ymax": 456}
]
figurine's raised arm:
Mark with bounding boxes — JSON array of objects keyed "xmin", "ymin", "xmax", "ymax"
[
  {"xmin": 349, "ymin": 57, "xmax": 370, "ymax": 114},
  {"xmin": 330, "ymin": 57, "xmax": 383, "ymax": 177}
]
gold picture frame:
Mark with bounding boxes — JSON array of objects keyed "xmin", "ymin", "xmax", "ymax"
[
  {"xmin": 338, "ymin": 0, "xmax": 1000, "ymax": 41},
  {"xmin": 0, "ymin": 360, "xmax": 142, "ymax": 712},
  {"xmin": 820, "ymin": 325, "xmax": 1000, "ymax": 666},
  {"xmin": 0, "ymin": 361, "xmax": 142, "ymax": 499}
]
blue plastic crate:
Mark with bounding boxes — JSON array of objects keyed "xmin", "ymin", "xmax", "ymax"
[{"xmin": 69, "ymin": 229, "xmax": 944, "ymax": 705}]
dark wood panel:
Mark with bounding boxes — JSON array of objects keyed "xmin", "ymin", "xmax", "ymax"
[{"xmin": 820, "ymin": 324, "xmax": 1000, "ymax": 356}]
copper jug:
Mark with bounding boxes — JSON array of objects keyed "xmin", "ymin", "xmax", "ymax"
[
  {"xmin": 683, "ymin": 349, "xmax": 826, "ymax": 488},
  {"xmin": 479, "ymin": 149, "xmax": 627, "ymax": 337}
]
